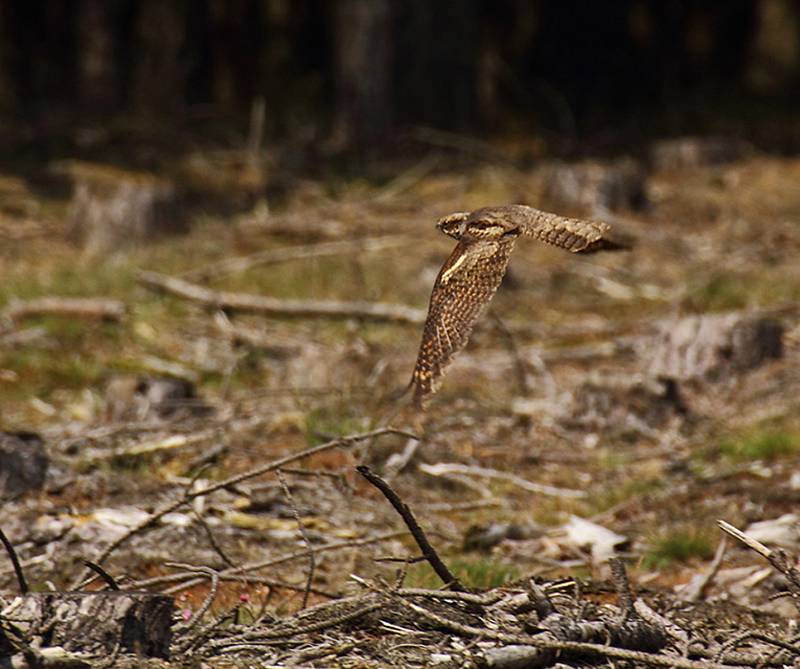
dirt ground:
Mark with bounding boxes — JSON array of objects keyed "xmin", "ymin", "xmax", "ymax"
[{"xmin": 1, "ymin": 145, "xmax": 799, "ymax": 666}]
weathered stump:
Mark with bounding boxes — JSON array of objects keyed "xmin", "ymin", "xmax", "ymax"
[
  {"xmin": 0, "ymin": 432, "xmax": 48, "ymax": 500},
  {"xmin": 0, "ymin": 592, "xmax": 174, "ymax": 659},
  {"xmin": 541, "ymin": 158, "xmax": 647, "ymax": 213},
  {"xmin": 59, "ymin": 162, "xmax": 185, "ymax": 254},
  {"xmin": 648, "ymin": 313, "xmax": 784, "ymax": 382}
]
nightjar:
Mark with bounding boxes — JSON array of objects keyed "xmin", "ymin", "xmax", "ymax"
[{"xmin": 409, "ymin": 204, "xmax": 627, "ymax": 407}]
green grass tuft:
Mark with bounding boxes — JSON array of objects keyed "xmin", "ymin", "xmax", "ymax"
[
  {"xmin": 719, "ymin": 430, "xmax": 799, "ymax": 461},
  {"xmin": 403, "ymin": 556, "xmax": 520, "ymax": 590},
  {"xmin": 643, "ymin": 529, "xmax": 713, "ymax": 570}
]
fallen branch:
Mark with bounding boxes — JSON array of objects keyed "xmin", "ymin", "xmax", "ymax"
[
  {"xmin": 356, "ymin": 465, "xmax": 464, "ymax": 591},
  {"xmin": 3, "ymin": 297, "xmax": 126, "ymax": 323},
  {"xmin": 136, "ymin": 270, "xmax": 425, "ymax": 324},
  {"xmin": 418, "ymin": 462, "xmax": 586, "ymax": 499}
]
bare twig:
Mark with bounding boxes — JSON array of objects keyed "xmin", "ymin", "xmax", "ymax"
[
  {"xmin": 0, "ymin": 527, "xmax": 28, "ymax": 594},
  {"xmin": 276, "ymin": 470, "xmax": 315, "ymax": 609},
  {"xmin": 489, "ymin": 311, "xmax": 530, "ymax": 396},
  {"xmin": 81, "ymin": 560, "xmax": 120, "ymax": 591},
  {"xmin": 136, "ymin": 270, "xmax": 425, "ymax": 324},
  {"xmin": 193, "ymin": 511, "xmax": 235, "ymax": 568},
  {"xmin": 3, "ymin": 297, "xmax": 126, "ymax": 323},
  {"xmin": 718, "ymin": 519, "xmax": 800, "ymax": 608},
  {"xmin": 392, "ymin": 596, "xmax": 733, "ymax": 669},
  {"xmin": 72, "ymin": 428, "xmax": 417, "ymax": 589},
  {"xmin": 679, "ymin": 537, "xmax": 727, "ymax": 602},
  {"xmin": 167, "ymin": 563, "xmax": 220, "ymax": 631},
  {"xmin": 356, "ymin": 465, "xmax": 464, "ymax": 591},
  {"xmin": 129, "ymin": 530, "xmax": 407, "ymax": 592}
]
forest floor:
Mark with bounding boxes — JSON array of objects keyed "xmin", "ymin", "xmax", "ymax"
[{"xmin": 0, "ymin": 142, "xmax": 799, "ymax": 667}]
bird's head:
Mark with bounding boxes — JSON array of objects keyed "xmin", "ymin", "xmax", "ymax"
[
  {"xmin": 436, "ymin": 212, "xmax": 470, "ymax": 240},
  {"xmin": 438, "ymin": 207, "xmax": 520, "ymax": 242}
]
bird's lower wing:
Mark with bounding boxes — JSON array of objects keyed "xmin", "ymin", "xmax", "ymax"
[
  {"xmin": 410, "ymin": 238, "xmax": 516, "ymax": 407},
  {"xmin": 520, "ymin": 209, "xmax": 627, "ymax": 253}
]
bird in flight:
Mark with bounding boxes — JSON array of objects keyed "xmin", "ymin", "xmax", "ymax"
[{"xmin": 409, "ymin": 204, "xmax": 627, "ymax": 407}]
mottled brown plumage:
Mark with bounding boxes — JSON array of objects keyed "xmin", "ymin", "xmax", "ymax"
[{"xmin": 410, "ymin": 204, "xmax": 626, "ymax": 407}]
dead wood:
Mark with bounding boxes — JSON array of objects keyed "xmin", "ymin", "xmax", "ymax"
[
  {"xmin": 1, "ymin": 646, "xmax": 91, "ymax": 669},
  {"xmin": 0, "ymin": 591, "xmax": 173, "ymax": 658},
  {"xmin": 136, "ymin": 270, "xmax": 425, "ymax": 324},
  {"xmin": 718, "ymin": 520, "xmax": 800, "ymax": 611},
  {"xmin": 3, "ymin": 298, "xmax": 126, "ymax": 324},
  {"xmin": 357, "ymin": 465, "xmax": 465, "ymax": 591},
  {"xmin": 0, "ymin": 529, "xmax": 28, "ymax": 594},
  {"xmin": 73, "ymin": 428, "xmax": 417, "ymax": 588},
  {"xmin": 649, "ymin": 313, "xmax": 784, "ymax": 382}
]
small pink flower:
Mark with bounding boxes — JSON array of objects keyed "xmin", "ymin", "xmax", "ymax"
[{"xmin": 239, "ymin": 593, "xmax": 250, "ymax": 603}]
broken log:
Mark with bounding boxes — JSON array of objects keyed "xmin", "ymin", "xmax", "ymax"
[
  {"xmin": 0, "ymin": 591, "xmax": 174, "ymax": 659},
  {"xmin": 136, "ymin": 270, "xmax": 425, "ymax": 324}
]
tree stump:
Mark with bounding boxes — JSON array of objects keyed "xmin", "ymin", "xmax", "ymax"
[
  {"xmin": 648, "ymin": 313, "xmax": 784, "ymax": 382},
  {"xmin": 541, "ymin": 158, "xmax": 647, "ymax": 213},
  {"xmin": 0, "ymin": 432, "xmax": 48, "ymax": 500},
  {"xmin": 0, "ymin": 592, "xmax": 174, "ymax": 659},
  {"xmin": 59, "ymin": 162, "xmax": 185, "ymax": 254}
]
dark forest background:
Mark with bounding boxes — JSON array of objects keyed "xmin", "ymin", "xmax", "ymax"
[{"xmin": 2, "ymin": 0, "xmax": 800, "ymax": 163}]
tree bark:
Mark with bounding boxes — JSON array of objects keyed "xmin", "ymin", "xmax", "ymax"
[{"xmin": 0, "ymin": 592, "xmax": 174, "ymax": 658}]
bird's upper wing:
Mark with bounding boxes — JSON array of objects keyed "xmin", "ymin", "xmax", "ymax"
[
  {"xmin": 410, "ymin": 237, "xmax": 517, "ymax": 406},
  {"xmin": 519, "ymin": 208, "xmax": 626, "ymax": 253}
]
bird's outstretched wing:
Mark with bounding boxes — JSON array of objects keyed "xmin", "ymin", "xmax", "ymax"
[
  {"xmin": 410, "ymin": 237, "xmax": 517, "ymax": 407},
  {"xmin": 514, "ymin": 208, "xmax": 627, "ymax": 253}
]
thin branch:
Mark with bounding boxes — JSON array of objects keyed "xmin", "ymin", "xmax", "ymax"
[
  {"xmin": 276, "ymin": 470, "xmax": 315, "ymax": 609},
  {"xmin": 356, "ymin": 465, "xmax": 464, "ymax": 591},
  {"xmin": 81, "ymin": 560, "xmax": 120, "ymax": 591},
  {"xmin": 0, "ymin": 527, "xmax": 28, "ymax": 594},
  {"xmin": 136, "ymin": 270, "xmax": 425, "ymax": 324},
  {"xmin": 718, "ymin": 519, "xmax": 800, "ymax": 608},
  {"xmin": 72, "ymin": 428, "xmax": 416, "ymax": 588}
]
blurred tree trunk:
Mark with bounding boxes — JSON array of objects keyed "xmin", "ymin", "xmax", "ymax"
[
  {"xmin": 393, "ymin": 0, "xmax": 479, "ymax": 130},
  {"xmin": 330, "ymin": 0, "xmax": 393, "ymax": 153},
  {"xmin": 77, "ymin": 0, "xmax": 118, "ymax": 114},
  {"xmin": 133, "ymin": 0, "xmax": 187, "ymax": 116},
  {"xmin": 0, "ymin": 1, "xmax": 15, "ymax": 116}
]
